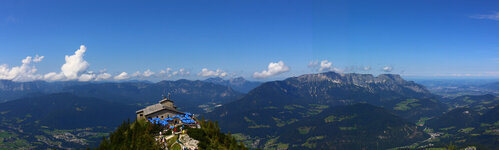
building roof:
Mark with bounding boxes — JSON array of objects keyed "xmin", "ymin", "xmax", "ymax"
[
  {"xmin": 136, "ymin": 103, "xmax": 184, "ymax": 116},
  {"xmin": 159, "ymin": 98, "xmax": 174, "ymax": 104}
]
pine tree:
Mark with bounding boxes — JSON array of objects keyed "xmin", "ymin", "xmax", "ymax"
[
  {"xmin": 186, "ymin": 118, "xmax": 248, "ymax": 150},
  {"xmin": 96, "ymin": 119, "xmax": 164, "ymax": 150}
]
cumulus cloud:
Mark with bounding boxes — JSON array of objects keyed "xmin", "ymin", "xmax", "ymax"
[
  {"xmin": 60, "ymin": 45, "xmax": 89, "ymax": 80},
  {"xmin": 198, "ymin": 68, "xmax": 227, "ymax": 77},
  {"xmin": 131, "ymin": 69, "xmax": 156, "ymax": 78},
  {"xmin": 114, "ymin": 72, "xmax": 130, "ymax": 80},
  {"xmin": 39, "ymin": 45, "xmax": 113, "ymax": 82},
  {"xmin": 43, "ymin": 72, "xmax": 65, "ymax": 81},
  {"xmin": 33, "ymin": 55, "xmax": 44, "ymax": 62},
  {"xmin": 319, "ymin": 60, "xmax": 334, "ymax": 72},
  {"xmin": 159, "ymin": 68, "xmax": 172, "ymax": 74},
  {"xmin": 95, "ymin": 73, "xmax": 112, "ymax": 81},
  {"xmin": 470, "ymin": 12, "xmax": 499, "ymax": 21},
  {"xmin": 383, "ymin": 66, "xmax": 393, "ymax": 72},
  {"xmin": 131, "ymin": 71, "xmax": 141, "ymax": 77},
  {"xmin": 78, "ymin": 73, "xmax": 96, "ymax": 81},
  {"xmin": 0, "ymin": 55, "xmax": 44, "ymax": 81},
  {"xmin": 39, "ymin": 45, "xmax": 126, "ymax": 82},
  {"xmin": 2, "ymin": 45, "xmax": 183, "ymax": 82},
  {"xmin": 172, "ymin": 68, "xmax": 190, "ymax": 76},
  {"xmin": 143, "ymin": 69, "xmax": 155, "ymax": 77},
  {"xmin": 253, "ymin": 61, "xmax": 290, "ymax": 78},
  {"xmin": 158, "ymin": 68, "xmax": 173, "ymax": 78},
  {"xmin": 130, "ymin": 67, "xmax": 190, "ymax": 79},
  {"xmin": 43, "ymin": 45, "xmax": 94, "ymax": 81},
  {"xmin": 308, "ymin": 60, "xmax": 341, "ymax": 72},
  {"xmin": 156, "ymin": 68, "xmax": 191, "ymax": 78}
]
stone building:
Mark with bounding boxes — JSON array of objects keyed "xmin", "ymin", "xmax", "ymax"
[{"xmin": 136, "ymin": 95, "xmax": 185, "ymax": 120}]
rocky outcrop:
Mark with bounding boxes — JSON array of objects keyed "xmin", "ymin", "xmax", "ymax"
[{"xmin": 179, "ymin": 134, "xmax": 199, "ymax": 150}]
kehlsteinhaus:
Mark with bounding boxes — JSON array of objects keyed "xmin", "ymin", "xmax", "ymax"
[{"xmin": 136, "ymin": 96, "xmax": 185, "ymax": 119}]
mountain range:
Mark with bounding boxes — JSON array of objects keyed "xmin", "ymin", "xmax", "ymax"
[
  {"xmin": 0, "ymin": 79, "xmax": 248, "ymax": 149},
  {"xmin": 62, "ymin": 79, "xmax": 243, "ymax": 113},
  {"xmin": 0, "ymin": 80, "xmax": 85, "ymax": 102},
  {"xmin": 204, "ymin": 72, "xmax": 450, "ymax": 149},
  {"xmin": 0, "ymin": 72, "xmax": 497, "ymax": 149},
  {"xmin": 0, "ymin": 79, "xmax": 245, "ymax": 113},
  {"xmin": 203, "ymin": 77, "xmax": 262, "ymax": 93}
]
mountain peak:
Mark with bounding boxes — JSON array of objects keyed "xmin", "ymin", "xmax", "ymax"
[
  {"xmin": 229, "ymin": 77, "xmax": 246, "ymax": 82},
  {"xmin": 203, "ymin": 77, "xmax": 261, "ymax": 93},
  {"xmin": 204, "ymin": 77, "xmax": 224, "ymax": 82},
  {"xmin": 290, "ymin": 72, "xmax": 429, "ymax": 94}
]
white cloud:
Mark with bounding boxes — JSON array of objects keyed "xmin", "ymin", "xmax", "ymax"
[
  {"xmin": 383, "ymin": 66, "xmax": 393, "ymax": 72},
  {"xmin": 253, "ymin": 61, "xmax": 290, "ymax": 79},
  {"xmin": 156, "ymin": 68, "xmax": 191, "ymax": 79},
  {"xmin": 33, "ymin": 55, "xmax": 44, "ymax": 62},
  {"xmin": 172, "ymin": 68, "xmax": 190, "ymax": 76},
  {"xmin": 319, "ymin": 60, "xmax": 333, "ymax": 72},
  {"xmin": 39, "ymin": 45, "xmax": 111, "ymax": 82},
  {"xmin": 114, "ymin": 72, "xmax": 129, "ymax": 80},
  {"xmin": 41, "ymin": 45, "xmax": 97, "ymax": 81},
  {"xmin": 159, "ymin": 68, "xmax": 172, "ymax": 74},
  {"xmin": 60, "ymin": 45, "xmax": 89, "ymax": 80},
  {"xmin": 78, "ymin": 73, "xmax": 96, "ymax": 81},
  {"xmin": 143, "ymin": 69, "xmax": 155, "ymax": 77},
  {"xmin": 0, "ymin": 45, "xmax": 194, "ymax": 82},
  {"xmin": 131, "ymin": 69, "xmax": 156, "ymax": 78},
  {"xmin": 180, "ymin": 68, "xmax": 189, "ymax": 75},
  {"xmin": 131, "ymin": 71, "xmax": 141, "ymax": 77},
  {"xmin": 43, "ymin": 72, "xmax": 65, "ymax": 81},
  {"xmin": 95, "ymin": 73, "xmax": 112, "ymax": 81},
  {"xmin": 22, "ymin": 56, "xmax": 32, "ymax": 64},
  {"xmin": 158, "ymin": 68, "xmax": 173, "ymax": 78},
  {"xmin": 470, "ymin": 12, "xmax": 499, "ymax": 21},
  {"xmin": 0, "ymin": 55, "xmax": 44, "ymax": 81},
  {"xmin": 198, "ymin": 68, "xmax": 228, "ymax": 77},
  {"xmin": 308, "ymin": 60, "xmax": 341, "ymax": 72}
]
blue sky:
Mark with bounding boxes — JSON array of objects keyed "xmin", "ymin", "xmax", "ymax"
[{"xmin": 0, "ymin": 0, "xmax": 498, "ymax": 81}]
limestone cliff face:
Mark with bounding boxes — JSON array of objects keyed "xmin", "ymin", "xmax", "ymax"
[
  {"xmin": 211, "ymin": 72, "xmax": 440, "ymax": 115},
  {"xmin": 292, "ymin": 72, "xmax": 431, "ymax": 96}
]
